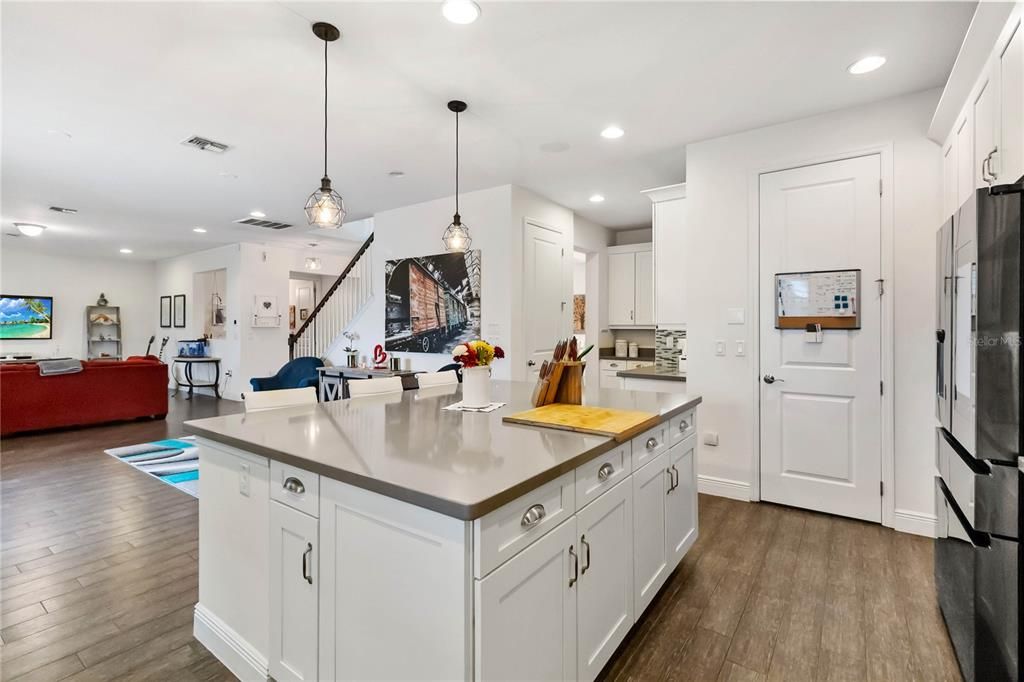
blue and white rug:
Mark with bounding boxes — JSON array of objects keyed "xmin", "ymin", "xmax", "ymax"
[{"xmin": 105, "ymin": 437, "xmax": 199, "ymax": 498}]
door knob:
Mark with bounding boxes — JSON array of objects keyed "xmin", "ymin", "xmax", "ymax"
[
  {"xmin": 527, "ymin": 360, "xmax": 536, "ymax": 367},
  {"xmin": 763, "ymin": 374, "xmax": 785, "ymax": 384}
]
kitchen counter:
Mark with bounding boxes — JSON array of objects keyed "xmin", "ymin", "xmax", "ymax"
[
  {"xmin": 185, "ymin": 380, "xmax": 700, "ymax": 520},
  {"xmin": 616, "ymin": 365, "xmax": 687, "ymax": 382}
]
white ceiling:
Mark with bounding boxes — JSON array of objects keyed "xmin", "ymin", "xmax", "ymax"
[{"xmin": 2, "ymin": 1, "xmax": 975, "ymax": 260}]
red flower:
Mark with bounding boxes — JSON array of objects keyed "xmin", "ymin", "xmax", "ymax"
[
  {"xmin": 454, "ymin": 345, "xmax": 479, "ymax": 368},
  {"xmin": 493, "ymin": 346, "xmax": 505, "ymax": 359}
]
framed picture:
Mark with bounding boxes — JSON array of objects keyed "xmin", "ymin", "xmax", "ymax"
[
  {"xmin": 173, "ymin": 294, "xmax": 186, "ymax": 328},
  {"xmin": 159, "ymin": 296, "xmax": 172, "ymax": 328},
  {"xmin": 300, "ymin": 308, "xmax": 309, "ymax": 320},
  {"xmin": 0, "ymin": 295, "xmax": 53, "ymax": 340},
  {"xmin": 211, "ymin": 294, "xmax": 225, "ymax": 327},
  {"xmin": 289, "ymin": 305, "xmax": 296, "ymax": 330}
]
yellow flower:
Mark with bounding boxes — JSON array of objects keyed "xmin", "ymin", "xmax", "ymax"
[{"xmin": 469, "ymin": 339, "xmax": 495, "ymax": 365}]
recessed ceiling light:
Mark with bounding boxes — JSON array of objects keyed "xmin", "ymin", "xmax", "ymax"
[
  {"xmin": 589, "ymin": 194, "xmax": 605, "ymax": 203},
  {"xmin": 193, "ymin": 227, "xmax": 207, "ymax": 233},
  {"xmin": 14, "ymin": 223, "xmax": 46, "ymax": 237},
  {"xmin": 249, "ymin": 210, "xmax": 266, "ymax": 218},
  {"xmin": 848, "ymin": 55, "xmax": 886, "ymax": 75},
  {"xmin": 442, "ymin": 0, "xmax": 481, "ymax": 24},
  {"xmin": 600, "ymin": 126, "xmax": 624, "ymax": 139},
  {"xmin": 119, "ymin": 248, "xmax": 133, "ymax": 254},
  {"xmin": 388, "ymin": 171, "xmax": 406, "ymax": 178}
]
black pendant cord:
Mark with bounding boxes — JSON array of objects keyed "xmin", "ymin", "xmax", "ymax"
[
  {"xmin": 323, "ymin": 39, "xmax": 328, "ymax": 180},
  {"xmin": 454, "ymin": 110, "xmax": 460, "ymax": 219}
]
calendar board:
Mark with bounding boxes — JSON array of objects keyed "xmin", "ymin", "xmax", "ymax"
[{"xmin": 775, "ymin": 269, "xmax": 861, "ymax": 330}]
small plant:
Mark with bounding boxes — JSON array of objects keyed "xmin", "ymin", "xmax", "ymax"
[
  {"xmin": 342, "ymin": 330, "xmax": 359, "ymax": 354},
  {"xmin": 452, "ymin": 340, "xmax": 505, "ymax": 368}
]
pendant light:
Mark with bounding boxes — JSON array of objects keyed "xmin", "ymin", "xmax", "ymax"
[
  {"xmin": 305, "ymin": 22, "xmax": 346, "ymax": 230},
  {"xmin": 442, "ymin": 100, "xmax": 472, "ymax": 252}
]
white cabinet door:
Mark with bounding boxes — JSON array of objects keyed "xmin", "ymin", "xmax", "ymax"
[
  {"xmin": 269, "ymin": 501, "xmax": 318, "ymax": 682},
  {"xmin": 607, "ymin": 252, "xmax": 636, "ymax": 325},
  {"xmin": 632, "ymin": 451, "xmax": 670, "ymax": 616},
  {"xmin": 576, "ymin": 480, "xmax": 634, "ymax": 682},
  {"xmin": 476, "ymin": 518, "xmax": 578, "ymax": 682},
  {"xmin": 956, "ymin": 113, "xmax": 975, "ymax": 207},
  {"xmin": 1000, "ymin": 18, "xmax": 1024, "ymax": 183},
  {"xmin": 974, "ymin": 74, "xmax": 998, "ymax": 188},
  {"xmin": 653, "ymin": 197, "xmax": 686, "ymax": 325},
  {"xmin": 600, "ymin": 371, "xmax": 623, "ymax": 390},
  {"xmin": 943, "ymin": 140, "xmax": 958, "ymax": 217},
  {"xmin": 634, "ymin": 250, "xmax": 654, "ymax": 326},
  {"xmin": 665, "ymin": 437, "xmax": 698, "ymax": 570}
]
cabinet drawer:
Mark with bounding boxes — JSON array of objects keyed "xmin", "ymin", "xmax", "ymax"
[
  {"xmin": 631, "ymin": 422, "xmax": 670, "ymax": 471},
  {"xmin": 270, "ymin": 461, "xmax": 320, "ymax": 518},
  {"xmin": 600, "ymin": 359, "xmax": 627, "ymax": 371},
  {"xmin": 668, "ymin": 408, "xmax": 697, "ymax": 446},
  {"xmin": 575, "ymin": 444, "xmax": 631, "ymax": 511},
  {"xmin": 474, "ymin": 470, "xmax": 575, "ymax": 578}
]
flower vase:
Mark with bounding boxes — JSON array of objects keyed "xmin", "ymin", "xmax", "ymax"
[
  {"xmin": 346, "ymin": 353, "xmax": 358, "ymax": 368},
  {"xmin": 462, "ymin": 366, "xmax": 491, "ymax": 408}
]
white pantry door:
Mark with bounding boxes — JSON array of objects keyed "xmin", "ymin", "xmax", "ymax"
[
  {"xmin": 523, "ymin": 221, "xmax": 568, "ymax": 379},
  {"xmin": 759, "ymin": 154, "xmax": 883, "ymax": 523}
]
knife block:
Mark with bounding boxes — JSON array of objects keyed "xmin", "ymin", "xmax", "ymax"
[{"xmin": 553, "ymin": 362, "xmax": 585, "ymax": 405}]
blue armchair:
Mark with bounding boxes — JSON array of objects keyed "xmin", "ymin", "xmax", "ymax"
[{"xmin": 250, "ymin": 356, "xmax": 324, "ymax": 392}]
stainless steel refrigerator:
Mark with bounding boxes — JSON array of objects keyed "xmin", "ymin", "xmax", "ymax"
[{"xmin": 935, "ymin": 180, "xmax": 1023, "ymax": 682}]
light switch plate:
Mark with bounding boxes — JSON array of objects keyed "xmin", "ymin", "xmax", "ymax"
[
  {"xmin": 735, "ymin": 340, "xmax": 746, "ymax": 356},
  {"xmin": 727, "ymin": 308, "xmax": 745, "ymax": 325},
  {"xmin": 704, "ymin": 432, "xmax": 719, "ymax": 446},
  {"xmin": 715, "ymin": 340, "xmax": 726, "ymax": 356}
]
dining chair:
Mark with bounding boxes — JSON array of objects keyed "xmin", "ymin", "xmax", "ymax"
[
  {"xmin": 242, "ymin": 387, "xmax": 318, "ymax": 412},
  {"xmin": 347, "ymin": 376, "xmax": 404, "ymax": 398},
  {"xmin": 416, "ymin": 370, "xmax": 459, "ymax": 388}
]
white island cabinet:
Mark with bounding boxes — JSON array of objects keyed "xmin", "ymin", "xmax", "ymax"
[{"xmin": 189, "ymin": 384, "xmax": 700, "ymax": 682}]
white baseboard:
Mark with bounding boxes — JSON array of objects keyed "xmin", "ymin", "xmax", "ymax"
[
  {"xmin": 892, "ymin": 509, "xmax": 937, "ymax": 538},
  {"xmin": 194, "ymin": 604, "xmax": 269, "ymax": 682},
  {"xmin": 697, "ymin": 474, "xmax": 751, "ymax": 501}
]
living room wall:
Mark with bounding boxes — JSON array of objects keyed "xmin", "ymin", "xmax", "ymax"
[{"xmin": 0, "ymin": 245, "xmax": 157, "ymax": 360}]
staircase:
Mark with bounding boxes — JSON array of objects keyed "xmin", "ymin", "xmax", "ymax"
[{"xmin": 289, "ymin": 233, "xmax": 374, "ymax": 361}]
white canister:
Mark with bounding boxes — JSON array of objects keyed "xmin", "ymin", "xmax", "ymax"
[
  {"xmin": 628, "ymin": 342, "xmax": 639, "ymax": 358},
  {"xmin": 615, "ymin": 339, "xmax": 628, "ymax": 358},
  {"xmin": 461, "ymin": 366, "xmax": 492, "ymax": 408}
]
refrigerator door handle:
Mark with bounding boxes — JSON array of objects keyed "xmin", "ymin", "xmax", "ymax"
[{"xmin": 939, "ymin": 426, "xmax": 990, "ymax": 475}]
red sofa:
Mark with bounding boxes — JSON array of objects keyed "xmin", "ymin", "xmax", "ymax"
[{"xmin": 0, "ymin": 356, "xmax": 169, "ymax": 436}]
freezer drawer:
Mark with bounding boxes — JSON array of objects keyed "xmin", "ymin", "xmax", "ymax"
[
  {"xmin": 937, "ymin": 428, "xmax": 1020, "ymax": 539},
  {"xmin": 935, "ymin": 477, "xmax": 1020, "ymax": 682}
]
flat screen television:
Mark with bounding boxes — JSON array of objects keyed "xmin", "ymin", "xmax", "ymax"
[{"xmin": 0, "ymin": 295, "xmax": 53, "ymax": 340}]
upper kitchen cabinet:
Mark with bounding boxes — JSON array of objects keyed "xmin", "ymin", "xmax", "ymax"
[
  {"xmin": 999, "ymin": 15, "xmax": 1024, "ymax": 183},
  {"xmin": 643, "ymin": 183, "xmax": 687, "ymax": 327},
  {"xmin": 607, "ymin": 244, "xmax": 654, "ymax": 327}
]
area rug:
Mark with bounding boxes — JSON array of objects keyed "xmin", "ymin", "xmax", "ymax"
[{"xmin": 105, "ymin": 437, "xmax": 199, "ymax": 498}]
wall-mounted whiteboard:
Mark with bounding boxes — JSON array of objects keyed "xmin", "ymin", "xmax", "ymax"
[{"xmin": 775, "ymin": 269, "xmax": 861, "ymax": 329}]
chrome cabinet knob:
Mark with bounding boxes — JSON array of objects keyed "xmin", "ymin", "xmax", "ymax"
[
  {"xmin": 646, "ymin": 437, "xmax": 658, "ymax": 450},
  {"xmin": 521, "ymin": 504, "xmax": 546, "ymax": 528},
  {"xmin": 598, "ymin": 463, "xmax": 615, "ymax": 482},
  {"xmin": 283, "ymin": 477, "xmax": 305, "ymax": 494},
  {"xmin": 679, "ymin": 419, "xmax": 689, "ymax": 432}
]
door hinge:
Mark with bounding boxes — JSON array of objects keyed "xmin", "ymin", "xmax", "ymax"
[
  {"xmin": 880, "ymin": 481, "xmax": 884, "ymax": 497},
  {"xmin": 879, "ymin": 179, "xmax": 883, "ymax": 196},
  {"xmin": 875, "ymin": 278, "xmax": 885, "ymax": 296},
  {"xmin": 880, "ymin": 380, "xmax": 884, "ymax": 395},
  {"xmin": 561, "ymin": 248, "xmax": 565, "ymax": 257}
]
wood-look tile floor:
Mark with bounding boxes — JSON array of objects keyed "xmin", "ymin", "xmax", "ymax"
[{"xmin": 1, "ymin": 394, "xmax": 962, "ymax": 682}]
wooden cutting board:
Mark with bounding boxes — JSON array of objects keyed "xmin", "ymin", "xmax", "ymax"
[{"xmin": 502, "ymin": 404, "xmax": 659, "ymax": 442}]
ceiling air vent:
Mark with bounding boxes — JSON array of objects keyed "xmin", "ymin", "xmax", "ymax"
[
  {"xmin": 233, "ymin": 217, "xmax": 293, "ymax": 230},
  {"xmin": 49, "ymin": 206, "xmax": 78, "ymax": 214},
  {"xmin": 180, "ymin": 135, "xmax": 230, "ymax": 153}
]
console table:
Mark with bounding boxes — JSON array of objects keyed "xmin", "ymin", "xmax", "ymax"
[
  {"xmin": 172, "ymin": 357, "xmax": 221, "ymax": 399},
  {"xmin": 316, "ymin": 366, "xmax": 418, "ymax": 401}
]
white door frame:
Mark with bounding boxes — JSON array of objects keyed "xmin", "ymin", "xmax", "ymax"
[{"xmin": 746, "ymin": 143, "xmax": 896, "ymax": 529}]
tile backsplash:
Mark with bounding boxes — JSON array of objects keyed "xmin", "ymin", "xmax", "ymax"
[{"xmin": 655, "ymin": 328, "xmax": 686, "ymax": 372}]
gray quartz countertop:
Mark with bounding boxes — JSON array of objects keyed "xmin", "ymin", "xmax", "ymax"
[
  {"xmin": 616, "ymin": 366, "xmax": 687, "ymax": 382},
  {"xmin": 184, "ymin": 380, "xmax": 701, "ymax": 521}
]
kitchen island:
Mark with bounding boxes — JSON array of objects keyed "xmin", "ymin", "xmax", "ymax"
[
  {"xmin": 185, "ymin": 380, "xmax": 700, "ymax": 682},
  {"xmin": 616, "ymin": 365, "xmax": 688, "ymax": 393}
]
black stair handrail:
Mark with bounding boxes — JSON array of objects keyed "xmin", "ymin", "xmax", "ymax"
[{"xmin": 288, "ymin": 232, "xmax": 374, "ymax": 359}]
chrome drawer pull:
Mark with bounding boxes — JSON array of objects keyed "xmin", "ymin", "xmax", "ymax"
[
  {"xmin": 581, "ymin": 535, "xmax": 591, "ymax": 574},
  {"xmin": 302, "ymin": 542, "xmax": 313, "ymax": 585},
  {"xmin": 666, "ymin": 467, "xmax": 675, "ymax": 493},
  {"xmin": 283, "ymin": 477, "xmax": 305, "ymax": 495},
  {"xmin": 646, "ymin": 437, "xmax": 658, "ymax": 450},
  {"xmin": 569, "ymin": 545, "xmax": 578, "ymax": 587},
  {"xmin": 521, "ymin": 504, "xmax": 546, "ymax": 528},
  {"xmin": 679, "ymin": 419, "xmax": 689, "ymax": 433},
  {"xmin": 598, "ymin": 463, "xmax": 615, "ymax": 482}
]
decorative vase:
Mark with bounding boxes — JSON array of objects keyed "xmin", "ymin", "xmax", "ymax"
[
  {"xmin": 462, "ymin": 366, "xmax": 491, "ymax": 408},
  {"xmin": 346, "ymin": 352, "xmax": 358, "ymax": 368}
]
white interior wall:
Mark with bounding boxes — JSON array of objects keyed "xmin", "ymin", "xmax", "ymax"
[
  {"xmin": 685, "ymin": 88, "xmax": 942, "ymax": 534},
  {"xmin": 0, "ymin": 245, "xmax": 156, "ymax": 359},
  {"xmin": 614, "ymin": 228, "xmax": 653, "ymax": 245}
]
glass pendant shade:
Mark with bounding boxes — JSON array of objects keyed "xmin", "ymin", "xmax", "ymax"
[
  {"xmin": 442, "ymin": 214, "xmax": 472, "ymax": 252},
  {"xmin": 305, "ymin": 176, "xmax": 346, "ymax": 229}
]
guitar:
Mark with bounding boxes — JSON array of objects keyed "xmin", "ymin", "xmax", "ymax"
[{"xmin": 157, "ymin": 337, "xmax": 170, "ymax": 361}]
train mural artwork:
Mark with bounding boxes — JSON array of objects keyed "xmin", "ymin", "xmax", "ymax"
[{"xmin": 384, "ymin": 250, "xmax": 481, "ymax": 354}]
